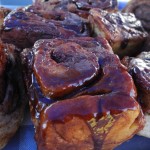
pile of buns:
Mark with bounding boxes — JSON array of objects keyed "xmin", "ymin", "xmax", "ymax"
[{"xmin": 0, "ymin": 0, "xmax": 150, "ymax": 149}]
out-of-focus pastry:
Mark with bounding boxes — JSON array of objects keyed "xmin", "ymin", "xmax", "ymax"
[
  {"xmin": 21, "ymin": 37, "xmax": 144, "ymax": 150},
  {"xmin": 123, "ymin": 0, "xmax": 150, "ymax": 33},
  {"xmin": 33, "ymin": 0, "xmax": 118, "ymax": 19},
  {"xmin": 0, "ymin": 8, "xmax": 89, "ymax": 49},
  {"xmin": 89, "ymin": 9, "xmax": 148, "ymax": 58},
  {"xmin": 122, "ymin": 52, "xmax": 150, "ymax": 113},
  {"xmin": 0, "ymin": 40, "xmax": 26, "ymax": 149},
  {"xmin": 122, "ymin": 52, "xmax": 150, "ymax": 138}
]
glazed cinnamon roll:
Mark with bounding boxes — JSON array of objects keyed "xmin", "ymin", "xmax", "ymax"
[
  {"xmin": 0, "ymin": 40, "xmax": 26, "ymax": 149},
  {"xmin": 89, "ymin": 9, "xmax": 148, "ymax": 58},
  {"xmin": 21, "ymin": 37, "xmax": 144, "ymax": 150},
  {"xmin": 123, "ymin": 0, "xmax": 150, "ymax": 33}
]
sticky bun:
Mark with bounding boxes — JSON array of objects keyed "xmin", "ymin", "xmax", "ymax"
[
  {"xmin": 1, "ymin": 8, "xmax": 89, "ymax": 49},
  {"xmin": 0, "ymin": 40, "xmax": 26, "ymax": 149},
  {"xmin": 89, "ymin": 9, "xmax": 148, "ymax": 58},
  {"xmin": 21, "ymin": 37, "xmax": 144, "ymax": 150}
]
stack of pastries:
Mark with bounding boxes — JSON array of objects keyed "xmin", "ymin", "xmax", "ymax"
[{"xmin": 0, "ymin": 0, "xmax": 150, "ymax": 149}]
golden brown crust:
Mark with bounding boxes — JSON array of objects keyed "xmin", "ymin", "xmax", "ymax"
[{"xmin": 32, "ymin": 99, "xmax": 144, "ymax": 150}]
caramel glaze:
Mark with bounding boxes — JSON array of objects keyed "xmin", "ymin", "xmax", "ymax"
[
  {"xmin": 22, "ymin": 38, "xmax": 142, "ymax": 150},
  {"xmin": 75, "ymin": 54, "xmax": 137, "ymax": 98},
  {"xmin": 44, "ymin": 94, "xmax": 138, "ymax": 123},
  {"xmin": 32, "ymin": 37, "xmax": 113, "ymax": 100},
  {"xmin": 34, "ymin": 42, "xmax": 99, "ymax": 99},
  {"xmin": 37, "ymin": 93, "xmax": 139, "ymax": 150},
  {"xmin": 22, "ymin": 37, "xmax": 113, "ymax": 119},
  {"xmin": 1, "ymin": 8, "xmax": 89, "ymax": 49},
  {"xmin": 122, "ymin": 52, "xmax": 150, "ymax": 113}
]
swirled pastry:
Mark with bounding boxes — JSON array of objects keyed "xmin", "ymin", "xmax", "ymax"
[
  {"xmin": 0, "ymin": 40, "xmax": 26, "ymax": 149},
  {"xmin": 21, "ymin": 37, "xmax": 144, "ymax": 150},
  {"xmin": 123, "ymin": 0, "xmax": 150, "ymax": 33},
  {"xmin": 89, "ymin": 9, "xmax": 148, "ymax": 58}
]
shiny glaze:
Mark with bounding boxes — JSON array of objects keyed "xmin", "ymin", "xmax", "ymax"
[
  {"xmin": 24, "ymin": 5, "xmax": 89, "ymax": 33},
  {"xmin": 76, "ymin": 54, "xmax": 137, "ymax": 99},
  {"xmin": 44, "ymin": 94, "xmax": 138, "ymax": 123},
  {"xmin": 23, "ymin": 37, "xmax": 114, "ymax": 121},
  {"xmin": 89, "ymin": 9, "xmax": 148, "ymax": 58},
  {"xmin": 30, "ymin": 37, "xmax": 112, "ymax": 101},
  {"xmin": 22, "ymin": 37, "xmax": 144, "ymax": 150},
  {"xmin": 1, "ymin": 9, "xmax": 89, "ymax": 49},
  {"xmin": 33, "ymin": 39, "xmax": 99, "ymax": 99},
  {"xmin": 24, "ymin": 38, "xmax": 139, "ymax": 121},
  {"xmin": 90, "ymin": 9, "xmax": 147, "ymax": 40}
]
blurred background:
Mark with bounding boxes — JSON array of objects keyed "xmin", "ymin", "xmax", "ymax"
[{"xmin": 0, "ymin": 0, "xmax": 32, "ymax": 9}]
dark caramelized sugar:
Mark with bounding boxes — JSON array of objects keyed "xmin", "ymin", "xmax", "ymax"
[
  {"xmin": 34, "ymin": 40, "xmax": 99, "ymax": 99},
  {"xmin": 23, "ymin": 38, "xmax": 139, "ymax": 124},
  {"xmin": 45, "ymin": 94, "xmax": 137, "ymax": 123}
]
